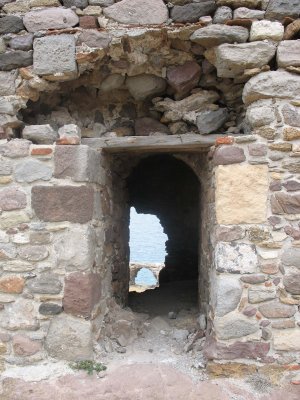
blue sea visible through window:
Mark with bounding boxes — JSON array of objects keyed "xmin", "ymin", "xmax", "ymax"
[{"xmin": 129, "ymin": 207, "xmax": 167, "ymax": 263}]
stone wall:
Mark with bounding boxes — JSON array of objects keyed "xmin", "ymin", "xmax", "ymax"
[{"xmin": 0, "ymin": 0, "xmax": 300, "ymax": 370}]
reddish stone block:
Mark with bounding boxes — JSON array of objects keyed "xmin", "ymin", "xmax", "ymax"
[
  {"xmin": 0, "ymin": 187, "xmax": 27, "ymax": 211},
  {"xmin": 213, "ymin": 145, "xmax": 246, "ymax": 165},
  {"xmin": 215, "ymin": 136, "xmax": 234, "ymax": 146},
  {"xmin": 167, "ymin": 61, "xmax": 201, "ymax": 99},
  {"xmin": 0, "ymin": 276, "xmax": 24, "ymax": 294},
  {"xmin": 31, "ymin": 186, "xmax": 94, "ymax": 223},
  {"xmin": 79, "ymin": 16, "xmax": 98, "ymax": 29},
  {"xmin": 63, "ymin": 272, "xmax": 101, "ymax": 318},
  {"xmin": 31, "ymin": 148, "xmax": 53, "ymax": 156},
  {"xmin": 204, "ymin": 337, "xmax": 270, "ymax": 361},
  {"xmin": 13, "ymin": 335, "xmax": 42, "ymax": 356}
]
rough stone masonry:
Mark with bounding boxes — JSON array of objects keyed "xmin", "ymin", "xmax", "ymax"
[{"xmin": 0, "ymin": 0, "xmax": 300, "ymax": 372}]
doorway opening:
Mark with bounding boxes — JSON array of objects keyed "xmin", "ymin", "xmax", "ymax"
[
  {"xmin": 129, "ymin": 207, "xmax": 167, "ymax": 293},
  {"xmin": 126, "ymin": 154, "xmax": 200, "ymax": 316}
]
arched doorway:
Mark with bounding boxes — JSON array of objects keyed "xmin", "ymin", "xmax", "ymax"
[{"xmin": 126, "ymin": 154, "xmax": 200, "ymax": 315}]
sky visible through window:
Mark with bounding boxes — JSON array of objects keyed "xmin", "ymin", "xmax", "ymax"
[{"xmin": 129, "ymin": 207, "xmax": 167, "ymax": 263}]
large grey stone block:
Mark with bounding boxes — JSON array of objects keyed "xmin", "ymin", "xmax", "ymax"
[
  {"xmin": 33, "ymin": 35, "xmax": 77, "ymax": 77},
  {"xmin": 22, "ymin": 124, "xmax": 58, "ymax": 144},
  {"xmin": 190, "ymin": 25, "xmax": 249, "ymax": 48},
  {"xmin": 0, "ymin": 16, "xmax": 24, "ymax": 34},
  {"xmin": 14, "ymin": 159, "xmax": 52, "ymax": 183},
  {"xmin": 0, "ymin": 51, "xmax": 33, "ymax": 71},
  {"xmin": 54, "ymin": 145, "xmax": 103, "ymax": 184},
  {"xmin": 215, "ymin": 243, "xmax": 258, "ymax": 274},
  {"xmin": 126, "ymin": 74, "xmax": 166, "ymax": 101},
  {"xmin": 45, "ymin": 314, "xmax": 92, "ymax": 361},
  {"xmin": 214, "ymin": 313, "xmax": 259, "ymax": 340},
  {"xmin": 265, "ymin": 0, "xmax": 300, "ymax": 20},
  {"xmin": 213, "ymin": 275, "xmax": 242, "ymax": 317},
  {"xmin": 103, "ymin": 0, "xmax": 168, "ymax": 25},
  {"xmin": 24, "ymin": 8, "xmax": 79, "ymax": 32},
  {"xmin": 243, "ymin": 71, "xmax": 300, "ymax": 105},
  {"xmin": 208, "ymin": 41, "xmax": 276, "ymax": 78},
  {"xmin": 277, "ymin": 40, "xmax": 300, "ymax": 68},
  {"xmin": 0, "ymin": 71, "xmax": 17, "ymax": 95},
  {"xmin": 54, "ymin": 226, "xmax": 96, "ymax": 271}
]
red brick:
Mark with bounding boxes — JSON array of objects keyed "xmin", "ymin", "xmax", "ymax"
[
  {"xmin": 215, "ymin": 136, "xmax": 234, "ymax": 146},
  {"xmin": 31, "ymin": 148, "xmax": 53, "ymax": 156}
]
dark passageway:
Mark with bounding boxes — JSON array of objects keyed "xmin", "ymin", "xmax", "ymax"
[{"xmin": 126, "ymin": 154, "xmax": 200, "ymax": 314}]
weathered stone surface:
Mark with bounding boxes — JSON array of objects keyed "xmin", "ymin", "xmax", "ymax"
[
  {"xmin": 271, "ymin": 193, "xmax": 300, "ymax": 215},
  {"xmin": 216, "ymin": 226, "xmax": 245, "ymax": 242},
  {"xmin": 282, "ymin": 104, "xmax": 300, "ymax": 128},
  {"xmin": 33, "ymin": 35, "xmax": 77, "ymax": 78},
  {"xmin": 216, "ymin": 165, "xmax": 269, "ymax": 224},
  {"xmin": 197, "ymin": 108, "xmax": 228, "ymax": 135},
  {"xmin": 208, "ymin": 42, "xmax": 276, "ymax": 78},
  {"xmin": 240, "ymin": 274, "xmax": 267, "ymax": 284},
  {"xmin": 45, "ymin": 314, "xmax": 92, "ymax": 361},
  {"xmin": 22, "ymin": 124, "xmax": 58, "ymax": 144},
  {"xmin": 0, "ymin": 276, "xmax": 24, "ymax": 294},
  {"xmin": 0, "ymin": 95, "xmax": 25, "ymax": 115},
  {"xmin": 79, "ymin": 15, "xmax": 98, "ymax": 29},
  {"xmin": 54, "ymin": 226, "xmax": 95, "ymax": 271},
  {"xmin": 246, "ymin": 103, "xmax": 275, "ymax": 128},
  {"xmin": 63, "ymin": 272, "xmax": 101, "ymax": 317},
  {"xmin": 234, "ymin": 7, "xmax": 265, "ymax": 19},
  {"xmin": 1, "ymin": 299, "xmax": 39, "ymax": 331},
  {"xmin": 242, "ymin": 306, "xmax": 257, "ymax": 317},
  {"xmin": 134, "ymin": 118, "xmax": 170, "ymax": 136},
  {"xmin": 214, "ymin": 313, "xmax": 259, "ymax": 340},
  {"xmin": 0, "ymin": 187, "xmax": 26, "ymax": 211},
  {"xmin": 250, "ymin": 20, "xmax": 284, "ymax": 41},
  {"xmin": 103, "ymin": 0, "xmax": 168, "ymax": 25},
  {"xmin": 283, "ymin": 274, "xmax": 300, "ymax": 295},
  {"xmin": 0, "ymin": 71, "xmax": 17, "ymax": 95},
  {"xmin": 27, "ymin": 274, "xmax": 62, "ymax": 295},
  {"xmin": 0, "ymin": 156, "xmax": 12, "ymax": 175},
  {"xmin": 57, "ymin": 124, "xmax": 81, "ymax": 145},
  {"xmin": 277, "ymin": 41, "xmax": 300, "ymax": 68},
  {"xmin": 0, "ymin": 16, "xmax": 24, "ymax": 35},
  {"xmin": 216, "ymin": 0, "xmax": 261, "ymax": 7},
  {"xmin": 13, "ymin": 335, "xmax": 41, "ymax": 356},
  {"xmin": 18, "ymin": 245, "xmax": 49, "ymax": 262},
  {"xmin": 243, "ymin": 71, "xmax": 300, "ymax": 105},
  {"xmin": 100, "ymin": 74, "xmax": 125, "ymax": 92},
  {"xmin": 14, "ymin": 159, "xmax": 52, "ymax": 183},
  {"xmin": 273, "ymin": 330, "xmax": 300, "ymax": 351},
  {"xmin": 281, "ymin": 248, "xmax": 300, "ymax": 268},
  {"xmin": 265, "ymin": 0, "xmax": 300, "ymax": 20},
  {"xmin": 126, "ymin": 74, "xmax": 166, "ymax": 101},
  {"xmin": 39, "ymin": 303, "xmax": 63, "ymax": 315},
  {"xmin": 171, "ymin": 2, "xmax": 217, "ymax": 23},
  {"xmin": 248, "ymin": 287, "xmax": 276, "ymax": 303},
  {"xmin": 283, "ymin": 127, "xmax": 300, "ymax": 141},
  {"xmin": 213, "ymin": 6, "xmax": 232, "ymax": 23},
  {"xmin": 24, "ymin": 8, "xmax": 79, "ymax": 32},
  {"xmin": 191, "ymin": 25, "xmax": 248, "ymax": 47},
  {"xmin": 77, "ymin": 30, "xmax": 111, "ymax": 48},
  {"xmin": 32, "ymin": 186, "xmax": 94, "ymax": 223},
  {"xmin": 9, "ymin": 34, "xmax": 34, "ymax": 52},
  {"xmin": 248, "ymin": 143, "xmax": 268, "ymax": 157},
  {"xmin": 167, "ymin": 61, "xmax": 201, "ymax": 98},
  {"xmin": 0, "ymin": 211, "xmax": 30, "ymax": 230},
  {"xmin": 215, "ymin": 243, "xmax": 258, "ymax": 274},
  {"xmin": 54, "ymin": 145, "xmax": 102, "ymax": 184},
  {"xmin": 258, "ymin": 301, "xmax": 296, "ymax": 318},
  {"xmin": 213, "ymin": 146, "xmax": 245, "ymax": 165},
  {"xmin": 0, "ymin": 51, "xmax": 33, "ymax": 71},
  {"xmin": 204, "ymin": 337, "xmax": 270, "ymax": 360},
  {"xmin": 213, "ymin": 276, "xmax": 242, "ymax": 317},
  {"xmin": 63, "ymin": 0, "xmax": 88, "ymax": 8},
  {"xmin": 0, "ymin": 242, "xmax": 17, "ymax": 260},
  {"xmin": 0, "ymin": 139, "xmax": 30, "ymax": 158}
]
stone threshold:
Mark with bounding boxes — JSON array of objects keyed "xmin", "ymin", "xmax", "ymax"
[{"xmin": 82, "ymin": 133, "xmax": 226, "ymax": 153}]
